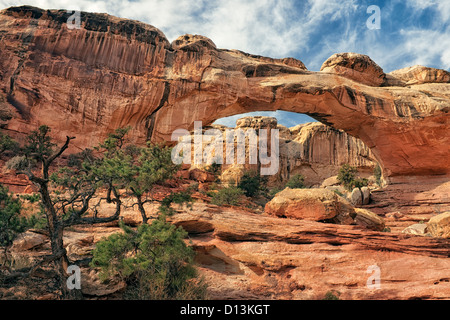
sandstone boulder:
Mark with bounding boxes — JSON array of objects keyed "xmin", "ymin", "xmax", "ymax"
[
  {"xmin": 10, "ymin": 231, "xmax": 48, "ymax": 252},
  {"xmin": 321, "ymin": 176, "xmax": 340, "ymax": 188},
  {"xmin": 427, "ymin": 212, "xmax": 450, "ymax": 238},
  {"xmin": 402, "ymin": 223, "xmax": 428, "ymax": 236},
  {"xmin": 354, "ymin": 208, "xmax": 385, "ymax": 231},
  {"xmin": 350, "ymin": 187, "xmax": 371, "ymax": 206},
  {"xmin": 320, "ymin": 52, "xmax": 386, "ymax": 86},
  {"xmin": 64, "ymin": 233, "xmax": 95, "ymax": 261},
  {"xmin": 264, "ymin": 188, "xmax": 355, "ymax": 221}
]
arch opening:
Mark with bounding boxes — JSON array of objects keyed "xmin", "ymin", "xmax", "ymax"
[{"xmin": 188, "ymin": 110, "xmax": 379, "ymax": 188}]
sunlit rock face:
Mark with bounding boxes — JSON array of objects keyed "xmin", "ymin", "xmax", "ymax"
[
  {"xmin": 0, "ymin": 6, "xmax": 449, "ymax": 178},
  {"xmin": 187, "ymin": 116, "xmax": 376, "ymax": 186}
]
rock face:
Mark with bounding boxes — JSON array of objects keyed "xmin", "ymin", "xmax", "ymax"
[
  {"xmin": 388, "ymin": 65, "xmax": 450, "ymax": 85},
  {"xmin": 0, "ymin": 6, "xmax": 449, "ymax": 178},
  {"xmin": 190, "ymin": 116, "xmax": 376, "ymax": 186},
  {"xmin": 367, "ymin": 175, "xmax": 450, "ymax": 233},
  {"xmin": 281, "ymin": 122, "xmax": 375, "ymax": 185}
]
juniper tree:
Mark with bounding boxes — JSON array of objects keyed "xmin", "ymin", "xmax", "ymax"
[
  {"xmin": 128, "ymin": 143, "xmax": 181, "ymax": 223},
  {"xmin": 94, "ymin": 127, "xmax": 183, "ymax": 223},
  {"xmin": 0, "ymin": 105, "xmax": 19, "ymax": 156},
  {"xmin": 90, "ymin": 217, "xmax": 207, "ymax": 300},
  {"xmin": 337, "ymin": 164, "xmax": 369, "ymax": 201},
  {"xmin": 6, "ymin": 126, "xmax": 121, "ymax": 298}
]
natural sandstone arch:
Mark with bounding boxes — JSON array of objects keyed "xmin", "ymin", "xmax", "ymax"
[
  {"xmin": 146, "ymin": 41, "xmax": 450, "ymax": 178},
  {"xmin": 0, "ymin": 6, "xmax": 449, "ymax": 179}
]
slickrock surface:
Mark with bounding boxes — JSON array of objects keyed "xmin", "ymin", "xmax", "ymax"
[
  {"xmin": 5, "ymin": 201, "xmax": 449, "ymax": 300},
  {"xmin": 171, "ymin": 204, "xmax": 449, "ymax": 300}
]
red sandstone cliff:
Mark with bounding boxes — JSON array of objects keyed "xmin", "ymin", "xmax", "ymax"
[{"xmin": 0, "ymin": 6, "xmax": 449, "ymax": 179}]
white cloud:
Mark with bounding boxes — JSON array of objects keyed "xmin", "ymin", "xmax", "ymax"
[
  {"xmin": 406, "ymin": 0, "xmax": 450, "ymax": 23},
  {"xmin": 1, "ymin": 0, "xmax": 448, "ymax": 72},
  {"xmin": 399, "ymin": 28, "xmax": 450, "ymax": 69},
  {"xmin": 0, "ymin": 0, "xmax": 359, "ymax": 59}
]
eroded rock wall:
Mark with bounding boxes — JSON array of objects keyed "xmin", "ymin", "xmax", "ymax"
[{"xmin": 0, "ymin": 6, "xmax": 449, "ymax": 178}]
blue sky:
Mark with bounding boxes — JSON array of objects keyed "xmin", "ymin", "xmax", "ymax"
[{"xmin": 1, "ymin": 0, "xmax": 449, "ymax": 127}]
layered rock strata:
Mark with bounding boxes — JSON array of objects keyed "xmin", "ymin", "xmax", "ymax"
[
  {"xmin": 0, "ymin": 6, "xmax": 449, "ymax": 178},
  {"xmin": 187, "ymin": 116, "xmax": 376, "ymax": 186}
]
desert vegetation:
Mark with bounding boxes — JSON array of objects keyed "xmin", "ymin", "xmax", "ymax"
[{"xmin": 0, "ymin": 124, "xmax": 205, "ymax": 299}]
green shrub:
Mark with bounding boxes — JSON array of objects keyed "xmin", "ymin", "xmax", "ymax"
[
  {"xmin": 238, "ymin": 172, "xmax": 266, "ymax": 198},
  {"xmin": 353, "ymin": 177, "xmax": 369, "ymax": 189},
  {"xmin": 0, "ymin": 132, "xmax": 19, "ymax": 154},
  {"xmin": 337, "ymin": 164, "xmax": 357, "ymax": 191},
  {"xmin": 337, "ymin": 164, "xmax": 368, "ymax": 191},
  {"xmin": 374, "ymin": 164, "xmax": 382, "ymax": 186},
  {"xmin": 211, "ymin": 186, "xmax": 244, "ymax": 206},
  {"xmin": 205, "ymin": 162, "xmax": 222, "ymax": 177},
  {"xmin": 0, "ymin": 184, "xmax": 25, "ymax": 248},
  {"xmin": 90, "ymin": 218, "xmax": 207, "ymax": 300},
  {"xmin": 268, "ymin": 188, "xmax": 283, "ymax": 199},
  {"xmin": 323, "ymin": 291, "xmax": 340, "ymax": 300},
  {"xmin": 20, "ymin": 193, "xmax": 41, "ymax": 204},
  {"xmin": 285, "ymin": 174, "xmax": 305, "ymax": 189}
]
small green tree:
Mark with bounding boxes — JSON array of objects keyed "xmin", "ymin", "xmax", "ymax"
[
  {"xmin": 285, "ymin": 174, "xmax": 305, "ymax": 189},
  {"xmin": 158, "ymin": 190, "xmax": 193, "ymax": 216},
  {"xmin": 92, "ymin": 127, "xmax": 181, "ymax": 224},
  {"xmin": 337, "ymin": 164, "xmax": 357, "ymax": 191},
  {"xmin": 128, "ymin": 143, "xmax": 180, "ymax": 223},
  {"xmin": 0, "ymin": 184, "xmax": 26, "ymax": 266},
  {"xmin": 374, "ymin": 164, "xmax": 382, "ymax": 187},
  {"xmin": 0, "ymin": 105, "xmax": 19, "ymax": 156},
  {"xmin": 0, "ymin": 132, "xmax": 19, "ymax": 155},
  {"xmin": 6, "ymin": 125, "xmax": 120, "ymax": 298},
  {"xmin": 90, "ymin": 218, "xmax": 207, "ymax": 300},
  {"xmin": 337, "ymin": 164, "xmax": 368, "ymax": 191},
  {"xmin": 211, "ymin": 186, "xmax": 244, "ymax": 206},
  {"xmin": 238, "ymin": 172, "xmax": 264, "ymax": 198}
]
